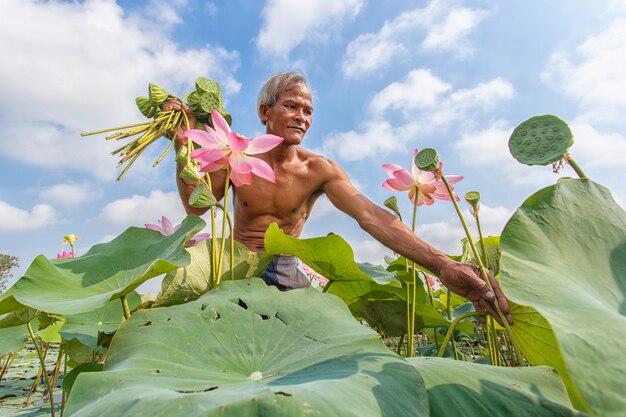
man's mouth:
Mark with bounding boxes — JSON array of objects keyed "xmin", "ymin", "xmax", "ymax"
[{"xmin": 288, "ymin": 126, "xmax": 305, "ymax": 133}]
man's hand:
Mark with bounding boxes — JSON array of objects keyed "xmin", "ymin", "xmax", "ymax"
[
  {"xmin": 162, "ymin": 97, "xmax": 197, "ymax": 146},
  {"xmin": 438, "ymin": 261, "xmax": 513, "ymax": 326}
]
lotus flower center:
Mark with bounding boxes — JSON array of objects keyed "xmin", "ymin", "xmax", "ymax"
[{"xmin": 249, "ymin": 371, "xmax": 263, "ymax": 381}]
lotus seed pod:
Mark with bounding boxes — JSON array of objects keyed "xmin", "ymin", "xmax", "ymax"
[
  {"xmin": 383, "ymin": 196, "xmax": 401, "ymax": 217},
  {"xmin": 179, "ymin": 163, "xmax": 201, "ymax": 182},
  {"xmin": 464, "ymin": 191, "xmax": 481, "ymax": 209},
  {"xmin": 187, "ymin": 91, "xmax": 201, "ymax": 108},
  {"xmin": 508, "ymin": 115, "xmax": 573, "ymax": 166},
  {"xmin": 221, "ymin": 111, "xmax": 233, "ymax": 126},
  {"xmin": 199, "ymin": 92, "xmax": 221, "ymax": 114},
  {"xmin": 414, "ymin": 148, "xmax": 440, "ymax": 172},
  {"xmin": 175, "ymin": 145, "xmax": 188, "ymax": 164},
  {"xmin": 135, "ymin": 96, "xmax": 153, "ymax": 118},
  {"xmin": 148, "ymin": 83, "xmax": 169, "ymax": 107},
  {"xmin": 196, "ymin": 77, "xmax": 221, "ymax": 95}
]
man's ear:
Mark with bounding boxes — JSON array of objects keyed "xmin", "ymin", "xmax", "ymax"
[{"xmin": 259, "ymin": 103, "xmax": 271, "ymax": 124}]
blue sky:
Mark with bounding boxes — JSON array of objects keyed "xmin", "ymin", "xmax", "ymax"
[{"xmin": 2, "ymin": 0, "xmax": 626, "ymax": 292}]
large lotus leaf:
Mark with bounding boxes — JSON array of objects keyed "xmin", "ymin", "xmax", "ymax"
[
  {"xmin": 153, "ymin": 239, "xmax": 273, "ymax": 307},
  {"xmin": 0, "ymin": 321, "xmax": 30, "ymax": 355},
  {"xmin": 60, "ymin": 291, "xmax": 141, "ymax": 350},
  {"xmin": 65, "ymin": 279, "xmax": 428, "ymax": 417},
  {"xmin": 330, "ymin": 281, "xmax": 472, "ymax": 336},
  {"xmin": 0, "ymin": 216, "xmax": 205, "ymax": 316},
  {"xmin": 407, "ymin": 357, "xmax": 588, "ymax": 417},
  {"xmin": 264, "ymin": 223, "xmax": 399, "ymax": 286},
  {"xmin": 509, "ymin": 302, "xmax": 587, "ymax": 411},
  {"xmin": 500, "ymin": 179, "xmax": 626, "ymax": 417}
]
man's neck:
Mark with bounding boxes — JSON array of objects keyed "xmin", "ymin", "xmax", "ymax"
[{"xmin": 265, "ymin": 141, "xmax": 299, "ymax": 164}]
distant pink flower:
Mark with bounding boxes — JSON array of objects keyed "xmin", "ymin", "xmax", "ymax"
[
  {"xmin": 302, "ymin": 264, "xmax": 329, "ymax": 286},
  {"xmin": 382, "ymin": 149, "xmax": 463, "ymax": 206},
  {"xmin": 145, "ymin": 216, "xmax": 180, "ymax": 236},
  {"xmin": 145, "ymin": 216, "xmax": 211, "ymax": 247},
  {"xmin": 183, "ymin": 110, "xmax": 284, "ymax": 187},
  {"xmin": 57, "ymin": 251, "xmax": 73, "ymax": 259}
]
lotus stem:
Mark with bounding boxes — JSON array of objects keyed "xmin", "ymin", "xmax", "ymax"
[
  {"xmin": 215, "ymin": 169, "xmax": 231, "ymax": 285},
  {"xmin": 26, "ymin": 321, "xmax": 55, "ymax": 417},
  {"xmin": 565, "ymin": 154, "xmax": 587, "ymax": 179},
  {"xmin": 445, "ymin": 290, "xmax": 459, "ymax": 360},
  {"xmin": 121, "ymin": 295, "xmax": 131, "ymax": 320},
  {"xmin": 439, "ymin": 175, "xmax": 526, "ymax": 366},
  {"xmin": 0, "ymin": 351, "xmax": 17, "ymax": 381},
  {"xmin": 81, "ymin": 120, "xmax": 153, "ymax": 136},
  {"xmin": 322, "ymin": 280, "xmax": 333, "ymax": 293},
  {"xmin": 152, "ymin": 133, "xmax": 175, "ymax": 167},
  {"xmin": 438, "ymin": 311, "xmax": 487, "ymax": 357},
  {"xmin": 60, "ymin": 352, "xmax": 67, "ymax": 417},
  {"xmin": 205, "ymin": 173, "xmax": 218, "ymax": 287}
]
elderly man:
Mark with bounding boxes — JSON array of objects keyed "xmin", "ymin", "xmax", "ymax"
[{"xmin": 165, "ymin": 71, "xmax": 511, "ymax": 324}]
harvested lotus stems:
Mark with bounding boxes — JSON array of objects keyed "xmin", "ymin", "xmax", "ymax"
[{"xmin": 82, "ymin": 77, "xmax": 232, "ymax": 181}]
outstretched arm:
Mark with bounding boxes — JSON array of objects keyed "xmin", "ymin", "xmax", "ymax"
[
  {"xmin": 163, "ymin": 99, "xmax": 228, "ymax": 216},
  {"xmin": 321, "ymin": 160, "xmax": 512, "ymax": 325}
]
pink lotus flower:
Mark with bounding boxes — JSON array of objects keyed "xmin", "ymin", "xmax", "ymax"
[
  {"xmin": 382, "ymin": 149, "xmax": 463, "ymax": 206},
  {"xmin": 57, "ymin": 251, "xmax": 73, "ymax": 259},
  {"xmin": 183, "ymin": 110, "xmax": 284, "ymax": 187},
  {"xmin": 145, "ymin": 216, "xmax": 211, "ymax": 247}
]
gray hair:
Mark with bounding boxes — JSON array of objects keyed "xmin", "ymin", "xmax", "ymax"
[{"xmin": 257, "ymin": 71, "xmax": 311, "ymax": 125}]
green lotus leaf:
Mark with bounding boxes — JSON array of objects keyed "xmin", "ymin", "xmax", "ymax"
[
  {"xmin": 500, "ymin": 179, "xmax": 626, "ymax": 417},
  {"xmin": 509, "ymin": 302, "xmax": 587, "ymax": 411},
  {"xmin": 407, "ymin": 357, "xmax": 588, "ymax": 417},
  {"xmin": 264, "ymin": 223, "xmax": 400, "ymax": 286},
  {"xmin": 0, "ymin": 320, "xmax": 30, "ymax": 355},
  {"xmin": 60, "ymin": 291, "xmax": 141, "ymax": 350},
  {"xmin": 508, "ymin": 114, "xmax": 573, "ymax": 166},
  {"xmin": 0, "ymin": 216, "xmax": 205, "ymax": 316},
  {"xmin": 65, "ymin": 279, "xmax": 429, "ymax": 417},
  {"xmin": 153, "ymin": 239, "xmax": 274, "ymax": 308}
]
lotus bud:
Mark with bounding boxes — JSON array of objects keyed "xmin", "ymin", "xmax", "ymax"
[
  {"xmin": 179, "ymin": 164, "xmax": 201, "ymax": 182},
  {"xmin": 414, "ymin": 148, "xmax": 440, "ymax": 172},
  {"xmin": 148, "ymin": 83, "xmax": 169, "ymax": 107},
  {"xmin": 508, "ymin": 115, "xmax": 573, "ymax": 166}
]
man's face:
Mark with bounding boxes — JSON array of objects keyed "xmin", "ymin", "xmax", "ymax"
[{"xmin": 260, "ymin": 83, "xmax": 313, "ymax": 145}]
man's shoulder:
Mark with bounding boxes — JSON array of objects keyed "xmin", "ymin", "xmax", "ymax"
[{"xmin": 297, "ymin": 147, "xmax": 340, "ymax": 171}]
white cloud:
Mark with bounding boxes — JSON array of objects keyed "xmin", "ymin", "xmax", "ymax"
[
  {"xmin": 370, "ymin": 69, "xmax": 452, "ymax": 114},
  {"xmin": 571, "ymin": 122, "xmax": 626, "ymax": 168},
  {"xmin": 145, "ymin": 0, "xmax": 187, "ymax": 28},
  {"xmin": 541, "ymin": 18, "xmax": 626, "ymax": 126},
  {"xmin": 0, "ymin": 0, "xmax": 240, "ymax": 177},
  {"xmin": 348, "ymin": 239, "xmax": 390, "ymax": 264},
  {"xmin": 414, "ymin": 220, "xmax": 465, "ymax": 255},
  {"xmin": 38, "ymin": 182, "xmax": 96, "ymax": 208},
  {"xmin": 466, "ymin": 204, "xmax": 514, "ymax": 237},
  {"xmin": 0, "ymin": 201, "xmax": 57, "ymax": 231},
  {"xmin": 454, "ymin": 121, "xmax": 556, "ymax": 187},
  {"xmin": 257, "ymin": 0, "xmax": 363, "ymax": 58},
  {"xmin": 319, "ymin": 119, "xmax": 404, "ymax": 161},
  {"xmin": 321, "ymin": 71, "xmax": 514, "ymax": 162},
  {"xmin": 98, "ymin": 190, "xmax": 188, "ymax": 229},
  {"xmin": 342, "ymin": 0, "xmax": 490, "ymax": 77}
]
